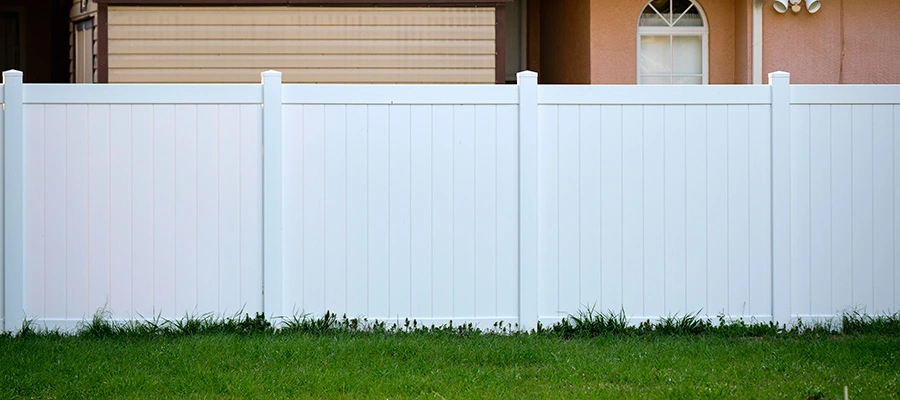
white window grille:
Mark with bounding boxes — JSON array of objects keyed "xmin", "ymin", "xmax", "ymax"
[{"xmin": 638, "ymin": 0, "xmax": 708, "ymax": 84}]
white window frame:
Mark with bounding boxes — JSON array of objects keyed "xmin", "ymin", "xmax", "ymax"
[{"xmin": 637, "ymin": 1, "xmax": 709, "ymax": 85}]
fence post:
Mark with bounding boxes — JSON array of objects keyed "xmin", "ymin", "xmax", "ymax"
[
  {"xmin": 770, "ymin": 71, "xmax": 792, "ymax": 326},
  {"xmin": 3, "ymin": 70, "xmax": 24, "ymax": 332},
  {"xmin": 262, "ymin": 70, "xmax": 284, "ymax": 322},
  {"xmin": 517, "ymin": 71, "xmax": 539, "ymax": 330}
]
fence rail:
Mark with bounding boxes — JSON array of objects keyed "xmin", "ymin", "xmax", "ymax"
[{"xmin": 2, "ymin": 69, "xmax": 899, "ymax": 332}]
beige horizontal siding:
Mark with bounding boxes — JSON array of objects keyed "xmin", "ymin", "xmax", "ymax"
[
  {"xmin": 108, "ymin": 39, "xmax": 495, "ymax": 55},
  {"xmin": 107, "ymin": 6, "xmax": 496, "ymax": 84},
  {"xmin": 109, "ymin": 24, "xmax": 496, "ymax": 41},
  {"xmin": 109, "ymin": 54, "xmax": 495, "ymax": 69},
  {"xmin": 109, "ymin": 68, "xmax": 495, "ymax": 84},
  {"xmin": 108, "ymin": 7, "xmax": 495, "ymax": 26}
]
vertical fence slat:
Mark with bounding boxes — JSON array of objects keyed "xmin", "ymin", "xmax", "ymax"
[
  {"xmin": 621, "ymin": 105, "xmax": 644, "ymax": 317},
  {"xmin": 324, "ymin": 105, "xmax": 348, "ymax": 315},
  {"xmin": 557, "ymin": 105, "xmax": 579, "ymax": 317},
  {"xmin": 852, "ymin": 105, "xmax": 875, "ymax": 309},
  {"xmin": 345, "ymin": 104, "xmax": 368, "ymax": 317},
  {"xmin": 537, "ymin": 104, "xmax": 559, "ymax": 320},
  {"xmin": 24, "ymin": 104, "xmax": 45, "ymax": 322},
  {"xmin": 809, "ymin": 105, "xmax": 833, "ymax": 316},
  {"xmin": 873, "ymin": 105, "xmax": 894, "ymax": 313},
  {"xmin": 453, "ymin": 105, "xmax": 476, "ymax": 318},
  {"xmin": 727, "ymin": 105, "xmax": 751, "ymax": 317},
  {"xmin": 895, "ymin": 105, "xmax": 900, "ymax": 313},
  {"xmin": 600, "ymin": 105, "xmax": 623, "ymax": 313},
  {"xmin": 388, "ymin": 105, "xmax": 412, "ymax": 317},
  {"xmin": 131, "ymin": 105, "xmax": 154, "ymax": 317},
  {"xmin": 831, "ymin": 105, "xmax": 853, "ymax": 312},
  {"xmin": 517, "ymin": 71, "xmax": 538, "ymax": 329},
  {"xmin": 174, "ymin": 104, "xmax": 199, "ymax": 315},
  {"xmin": 87, "ymin": 104, "xmax": 111, "ymax": 315},
  {"xmin": 301, "ymin": 105, "xmax": 326, "ymax": 315},
  {"xmin": 153, "ymin": 105, "xmax": 176, "ymax": 317},
  {"xmin": 44, "ymin": 104, "xmax": 68, "ymax": 320},
  {"xmin": 684, "ymin": 105, "xmax": 708, "ymax": 315},
  {"xmin": 706, "ymin": 105, "xmax": 729, "ymax": 316},
  {"xmin": 642, "ymin": 105, "xmax": 665, "ymax": 317},
  {"xmin": 262, "ymin": 71, "xmax": 283, "ymax": 319},
  {"xmin": 579, "ymin": 106, "xmax": 602, "ymax": 311},
  {"xmin": 281, "ymin": 104, "xmax": 301, "ymax": 316},
  {"xmin": 410, "ymin": 105, "xmax": 433, "ymax": 318},
  {"xmin": 496, "ymin": 104, "xmax": 519, "ymax": 319},
  {"xmin": 790, "ymin": 105, "xmax": 812, "ymax": 317},
  {"xmin": 240, "ymin": 104, "xmax": 263, "ymax": 313},
  {"xmin": 65, "ymin": 105, "xmax": 89, "ymax": 321},
  {"xmin": 218, "ymin": 105, "xmax": 242, "ymax": 314},
  {"xmin": 431, "ymin": 105, "xmax": 454, "ymax": 318},
  {"xmin": 109, "ymin": 105, "xmax": 133, "ymax": 317},
  {"xmin": 895, "ymin": 105, "xmax": 900, "ymax": 314},
  {"xmin": 367, "ymin": 105, "xmax": 390, "ymax": 318},
  {"xmin": 196, "ymin": 105, "xmax": 220, "ymax": 314},
  {"xmin": 474, "ymin": 105, "xmax": 498, "ymax": 318},
  {"xmin": 748, "ymin": 104, "xmax": 773, "ymax": 318},
  {"xmin": 664, "ymin": 105, "xmax": 687, "ymax": 315}
]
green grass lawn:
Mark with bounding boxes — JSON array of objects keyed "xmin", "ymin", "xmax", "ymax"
[{"xmin": 2, "ymin": 331, "xmax": 898, "ymax": 399}]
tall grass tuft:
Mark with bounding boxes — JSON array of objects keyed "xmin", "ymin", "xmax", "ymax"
[
  {"xmin": 78, "ymin": 309, "xmax": 118, "ymax": 338},
  {"xmin": 282, "ymin": 311, "xmax": 341, "ymax": 335},
  {"xmin": 841, "ymin": 310, "xmax": 900, "ymax": 335},
  {"xmin": 559, "ymin": 306, "xmax": 632, "ymax": 337},
  {"xmin": 655, "ymin": 312, "xmax": 712, "ymax": 335}
]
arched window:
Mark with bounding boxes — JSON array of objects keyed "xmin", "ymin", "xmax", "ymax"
[{"xmin": 638, "ymin": 0, "xmax": 708, "ymax": 84}]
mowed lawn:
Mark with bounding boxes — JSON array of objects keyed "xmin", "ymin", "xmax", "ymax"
[{"xmin": 2, "ymin": 332, "xmax": 898, "ymax": 399}]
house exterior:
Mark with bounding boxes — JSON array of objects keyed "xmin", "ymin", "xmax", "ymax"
[
  {"xmin": 2, "ymin": 0, "xmax": 898, "ymax": 84},
  {"xmin": 528, "ymin": 0, "xmax": 900, "ymax": 85}
]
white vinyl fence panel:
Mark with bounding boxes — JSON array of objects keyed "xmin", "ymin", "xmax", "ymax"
[
  {"xmin": 787, "ymin": 87, "xmax": 900, "ymax": 319},
  {"xmin": 536, "ymin": 86, "xmax": 774, "ymax": 322},
  {"xmin": 280, "ymin": 85, "xmax": 520, "ymax": 324},
  {"xmin": 2, "ymin": 70, "xmax": 899, "ymax": 332},
  {"xmin": 18, "ymin": 84, "xmax": 263, "ymax": 328}
]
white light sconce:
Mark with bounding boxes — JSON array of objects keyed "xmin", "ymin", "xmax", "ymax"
[
  {"xmin": 774, "ymin": 0, "xmax": 789, "ymax": 13},
  {"xmin": 774, "ymin": 0, "xmax": 820, "ymax": 14},
  {"xmin": 806, "ymin": 0, "xmax": 821, "ymax": 13}
]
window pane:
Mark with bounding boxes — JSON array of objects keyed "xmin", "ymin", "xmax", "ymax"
[
  {"xmin": 671, "ymin": 0, "xmax": 694, "ymax": 14},
  {"xmin": 640, "ymin": 36, "xmax": 671, "ymax": 74},
  {"xmin": 673, "ymin": 35, "xmax": 701, "ymax": 74},
  {"xmin": 674, "ymin": 12, "xmax": 703, "ymax": 26},
  {"xmin": 646, "ymin": 0, "xmax": 670, "ymax": 18},
  {"xmin": 640, "ymin": 75, "xmax": 672, "ymax": 85},
  {"xmin": 639, "ymin": 13, "xmax": 668, "ymax": 27},
  {"xmin": 673, "ymin": 76, "xmax": 702, "ymax": 84}
]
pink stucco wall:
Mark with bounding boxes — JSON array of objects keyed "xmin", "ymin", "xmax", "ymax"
[
  {"xmin": 587, "ymin": 0, "xmax": 639, "ymax": 84},
  {"xmin": 763, "ymin": 0, "xmax": 900, "ymax": 84}
]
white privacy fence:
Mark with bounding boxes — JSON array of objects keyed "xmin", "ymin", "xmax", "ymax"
[
  {"xmin": 1, "ymin": 70, "xmax": 898, "ymax": 331},
  {"xmin": 535, "ymin": 87, "xmax": 775, "ymax": 324}
]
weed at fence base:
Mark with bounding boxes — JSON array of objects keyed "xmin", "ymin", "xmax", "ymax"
[{"xmin": 5, "ymin": 306, "xmax": 900, "ymax": 339}]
